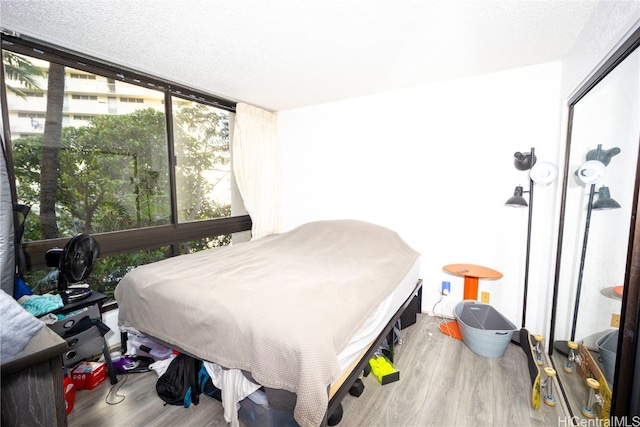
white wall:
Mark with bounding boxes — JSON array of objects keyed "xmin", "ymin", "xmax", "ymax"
[{"xmin": 278, "ymin": 62, "xmax": 563, "ymax": 334}]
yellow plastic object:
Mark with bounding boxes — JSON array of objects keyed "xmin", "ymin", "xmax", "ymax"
[{"xmin": 369, "ymin": 355, "xmax": 399, "ymax": 385}]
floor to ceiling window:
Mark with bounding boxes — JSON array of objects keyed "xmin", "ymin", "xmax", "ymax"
[{"xmin": 1, "ymin": 34, "xmax": 251, "ymax": 306}]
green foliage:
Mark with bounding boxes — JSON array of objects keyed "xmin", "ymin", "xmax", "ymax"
[
  {"xmin": 173, "ymin": 103, "xmax": 230, "ymax": 222},
  {"xmin": 13, "ymin": 106, "xmax": 233, "ymax": 239},
  {"xmin": 13, "ymin": 108, "xmax": 172, "ymax": 238},
  {"xmin": 180, "ymin": 233, "xmax": 232, "ymax": 255},
  {"xmin": 2, "ymin": 51, "xmax": 43, "ymax": 97}
]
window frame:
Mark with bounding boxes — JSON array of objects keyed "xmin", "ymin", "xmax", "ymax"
[{"xmin": 1, "ymin": 33, "xmax": 251, "ymax": 311}]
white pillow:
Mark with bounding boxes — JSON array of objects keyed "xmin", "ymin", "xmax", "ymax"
[{"xmin": 0, "ymin": 289, "xmax": 45, "ymax": 363}]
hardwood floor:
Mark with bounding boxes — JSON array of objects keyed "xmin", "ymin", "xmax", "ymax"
[{"xmin": 68, "ymin": 314, "xmax": 568, "ymax": 426}]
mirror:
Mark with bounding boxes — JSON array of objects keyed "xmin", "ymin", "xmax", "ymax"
[{"xmin": 550, "ymin": 36, "xmax": 640, "ymax": 420}]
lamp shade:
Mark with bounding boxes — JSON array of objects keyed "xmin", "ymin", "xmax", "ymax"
[
  {"xmin": 530, "ymin": 162, "xmax": 558, "ymax": 185},
  {"xmin": 514, "ymin": 152, "xmax": 537, "ymax": 171},
  {"xmin": 577, "ymin": 160, "xmax": 606, "ymax": 184},
  {"xmin": 586, "ymin": 146, "xmax": 621, "ymax": 166},
  {"xmin": 505, "ymin": 186, "xmax": 528, "ymax": 207},
  {"xmin": 592, "ymin": 186, "xmax": 621, "ymax": 210}
]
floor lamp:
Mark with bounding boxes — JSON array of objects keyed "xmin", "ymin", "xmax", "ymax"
[
  {"xmin": 505, "ymin": 147, "xmax": 558, "ymax": 342},
  {"xmin": 554, "ymin": 144, "xmax": 621, "ymax": 356}
]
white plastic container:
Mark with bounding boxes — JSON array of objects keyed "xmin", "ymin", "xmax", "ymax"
[
  {"xmin": 455, "ymin": 300, "xmax": 517, "ymax": 358},
  {"xmin": 130, "ymin": 336, "xmax": 173, "ymax": 361}
]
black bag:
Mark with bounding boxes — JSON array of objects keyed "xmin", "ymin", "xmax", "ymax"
[{"xmin": 156, "ymin": 354, "xmax": 201, "ymax": 407}]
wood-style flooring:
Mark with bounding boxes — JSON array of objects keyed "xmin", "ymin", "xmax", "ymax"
[{"xmin": 68, "ymin": 314, "xmax": 568, "ymax": 427}]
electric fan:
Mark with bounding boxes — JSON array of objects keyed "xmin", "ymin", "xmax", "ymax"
[{"xmin": 45, "ymin": 234, "xmax": 99, "ymax": 303}]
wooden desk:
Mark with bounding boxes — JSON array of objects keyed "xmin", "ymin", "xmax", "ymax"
[
  {"xmin": 443, "ymin": 263, "xmax": 503, "ymax": 300},
  {"xmin": 1, "ymin": 326, "xmax": 68, "ymax": 426}
]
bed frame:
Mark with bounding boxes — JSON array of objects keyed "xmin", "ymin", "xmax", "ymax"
[
  {"xmin": 119, "ymin": 279, "xmax": 423, "ymax": 426},
  {"xmin": 323, "ymin": 278, "xmax": 422, "ymax": 425}
]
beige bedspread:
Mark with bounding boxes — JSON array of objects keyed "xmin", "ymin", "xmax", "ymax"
[{"xmin": 115, "ymin": 220, "xmax": 419, "ymax": 427}]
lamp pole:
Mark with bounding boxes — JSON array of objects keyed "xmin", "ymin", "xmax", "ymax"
[
  {"xmin": 569, "ymin": 144, "xmax": 601, "ymax": 341},
  {"xmin": 522, "ymin": 147, "xmax": 535, "ymax": 328}
]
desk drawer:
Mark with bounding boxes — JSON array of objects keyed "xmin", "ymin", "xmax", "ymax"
[{"xmin": 62, "ymin": 326, "xmax": 104, "ymax": 366}]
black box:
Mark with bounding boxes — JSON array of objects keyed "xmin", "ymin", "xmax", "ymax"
[{"xmin": 400, "ymin": 285, "xmax": 422, "ymax": 329}]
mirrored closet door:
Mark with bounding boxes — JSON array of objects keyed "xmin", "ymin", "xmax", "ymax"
[{"xmin": 550, "ymin": 28, "xmax": 640, "ymax": 420}]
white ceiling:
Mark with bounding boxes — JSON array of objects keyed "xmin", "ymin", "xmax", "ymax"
[{"xmin": 1, "ymin": 0, "xmax": 599, "ymax": 112}]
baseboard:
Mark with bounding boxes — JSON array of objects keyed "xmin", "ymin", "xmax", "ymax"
[{"xmin": 425, "ymin": 311, "xmax": 455, "ymax": 320}]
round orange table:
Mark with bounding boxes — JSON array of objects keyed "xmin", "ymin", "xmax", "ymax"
[
  {"xmin": 443, "ymin": 263, "xmax": 503, "ymax": 300},
  {"xmin": 439, "ymin": 264, "xmax": 503, "ymax": 339},
  {"xmin": 601, "ymin": 285, "xmax": 624, "ymax": 300}
]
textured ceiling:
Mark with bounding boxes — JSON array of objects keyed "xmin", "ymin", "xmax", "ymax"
[{"xmin": 0, "ymin": 0, "xmax": 599, "ymax": 111}]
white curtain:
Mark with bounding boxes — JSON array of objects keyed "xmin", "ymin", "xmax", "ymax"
[{"xmin": 232, "ymin": 103, "xmax": 280, "ymax": 239}]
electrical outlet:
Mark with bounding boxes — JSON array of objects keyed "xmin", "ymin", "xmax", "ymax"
[
  {"xmin": 441, "ymin": 281, "xmax": 450, "ymax": 296},
  {"xmin": 481, "ymin": 291, "xmax": 490, "ymax": 304},
  {"xmin": 611, "ymin": 313, "xmax": 621, "ymax": 328}
]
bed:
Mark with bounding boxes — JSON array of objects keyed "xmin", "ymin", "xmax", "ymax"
[{"xmin": 115, "ymin": 219, "xmax": 421, "ymax": 427}]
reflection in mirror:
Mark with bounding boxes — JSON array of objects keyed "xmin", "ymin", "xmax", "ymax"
[{"xmin": 551, "ymin": 45, "xmax": 639, "ymax": 421}]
